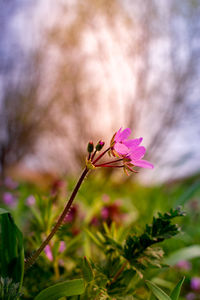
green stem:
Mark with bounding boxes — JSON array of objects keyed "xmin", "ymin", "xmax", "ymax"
[{"xmin": 25, "ymin": 167, "xmax": 89, "ymax": 270}]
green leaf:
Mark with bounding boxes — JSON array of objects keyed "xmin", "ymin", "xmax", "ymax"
[
  {"xmin": 170, "ymin": 277, "xmax": 185, "ymax": 300},
  {"xmin": 85, "ymin": 229, "xmax": 104, "ymax": 248},
  {"xmin": 0, "ymin": 208, "xmax": 24, "ymax": 288},
  {"xmin": 146, "ymin": 280, "xmax": 171, "ymax": 300},
  {"xmin": 34, "ymin": 279, "xmax": 85, "ymax": 300},
  {"xmin": 82, "ymin": 257, "xmax": 94, "ymax": 282},
  {"xmin": 175, "ymin": 181, "xmax": 200, "ymax": 206},
  {"xmin": 164, "ymin": 245, "xmax": 200, "ymax": 265},
  {"xmin": 152, "ymin": 278, "xmax": 173, "ymax": 290}
]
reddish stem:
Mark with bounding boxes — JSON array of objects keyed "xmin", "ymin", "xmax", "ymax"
[
  {"xmin": 95, "ymin": 164, "xmax": 124, "ymax": 168},
  {"xmin": 94, "ymin": 158, "xmax": 123, "ymax": 167},
  {"xmin": 25, "ymin": 167, "xmax": 89, "ymax": 270},
  {"xmin": 110, "ymin": 261, "xmax": 128, "ymax": 285},
  {"xmin": 92, "ymin": 147, "xmax": 110, "ymax": 165},
  {"xmin": 125, "ymin": 164, "xmax": 138, "ymax": 173},
  {"xmin": 91, "ymin": 150, "xmax": 97, "ymax": 161}
]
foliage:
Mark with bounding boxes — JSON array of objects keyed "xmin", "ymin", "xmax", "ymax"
[
  {"xmin": 0, "ymin": 277, "xmax": 22, "ymax": 300},
  {"xmin": 34, "ymin": 279, "xmax": 85, "ymax": 300},
  {"xmin": 1, "ymin": 173, "xmax": 200, "ymax": 299},
  {"xmin": 79, "ymin": 208, "xmax": 184, "ymax": 299},
  {"xmin": 0, "ymin": 208, "xmax": 24, "ymax": 288},
  {"xmin": 146, "ymin": 277, "xmax": 185, "ymax": 300}
]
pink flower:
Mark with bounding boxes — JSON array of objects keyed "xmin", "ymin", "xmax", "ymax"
[
  {"xmin": 114, "ymin": 128, "xmax": 142, "ymax": 155},
  {"xmin": 59, "ymin": 241, "xmax": 66, "ymax": 253},
  {"xmin": 175, "ymin": 260, "xmax": 191, "ymax": 271},
  {"xmin": 191, "ymin": 277, "xmax": 200, "ymax": 291},
  {"xmin": 111, "ymin": 128, "xmax": 154, "ymax": 170},
  {"xmin": 4, "ymin": 177, "xmax": 18, "ymax": 189},
  {"xmin": 2, "ymin": 192, "xmax": 16, "ymax": 207},
  {"xmin": 26, "ymin": 195, "xmax": 36, "ymax": 206},
  {"xmin": 101, "ymin": 207, "xmax": 109, "ymax": 219},
  {"xmin": 44, "ymin": 245, "xmax": 53, "ymax": 261},
  {"xmin": 186, "ymin": 293, "xmax": 195, "ymax": 300}
]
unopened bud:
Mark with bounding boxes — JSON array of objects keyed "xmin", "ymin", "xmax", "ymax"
[
  {"xmin": 96, "ymin": 140, "xmax": 105, "ymax": 151},
  {"xmin": 87, "ymin": 141, "xmax": 94, "ymax": 153}
]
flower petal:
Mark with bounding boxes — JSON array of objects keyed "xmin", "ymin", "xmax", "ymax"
[
  {"xmin": 130, "ymin": 146, "xmax": 146, "ymax": 160},
  {"xmin": 115, "ymin": 128, "xmax": 131, "ymax": 142},
  {"xmin": 114, "ymin": 142, "xmax": 129, "ymax": 155},
  {"xmin": 132, "ymin": 159, "xmax": 154, "ymax": 169},
  {"xmin": 124, "ymin": 137, "xmax": 143, "ymax": 148},
  {"xmin": 118, "ymin": 128, "xmax": 131, "ymax": 141},
  {"xmin": 114, "ymin": 128, "xmax": 122, "ymax": 142}
]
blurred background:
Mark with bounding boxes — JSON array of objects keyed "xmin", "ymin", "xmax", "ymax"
[
  {"xmin": 0, "ymin": 0, "xmax": 200, "ymax": 184},
  {"xmin": 1, "ymin": 2, "xmax": 200, "ymax": 299}
]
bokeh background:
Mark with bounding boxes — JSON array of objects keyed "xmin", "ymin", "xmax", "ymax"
[
  {"xmin": 0, "ymin": 0, "xmax": 200, "ymax": 184},
  {"xmin": 1, "ymin": 2, "xmax": 200, "ymax": 299}
]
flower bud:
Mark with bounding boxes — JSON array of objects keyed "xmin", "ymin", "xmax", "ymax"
[
  {"xmin": 87, "ymin": 141, "xmax": 94, "ymax": 153},
  {"xmin": 96, "ymin": 140, "xmax": 105, "ymax": 151}
]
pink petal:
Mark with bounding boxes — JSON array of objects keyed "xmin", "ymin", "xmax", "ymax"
[
  {"xmin": 114, "ymin": 142, "xmax": 129, "ymax": 155},
  {"xmin": 114, "ymin": 128, "xmax": 122, "ymax": 142},
  {"xmin": 130, "ymin": 146, "xmax": 146, "ymax": 161},
  {"xmin": 132, "ymin": 159, "xmax": 154, "ymax": 169},
  {"xmin": 59, "ymin": 241, "xmax": 66, "ymax": 253},
  {"xmin": 124, "ymin": 137, "xmax": 143, "ymax": 148},
  {"xmin": 118, "ymin": 128, "xmax": 131, "ymax": 141},
  {"xmin": 44, "ymin": 245, "xmax": 53, "ymax": 261}
]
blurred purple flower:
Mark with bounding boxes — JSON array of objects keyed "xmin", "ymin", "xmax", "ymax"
[
  {"xmin": 64, "ymin": 205, "xmax": 78, "ymax": 223},
  {"xmin": 186, "ymin": 293, "xmax": 196, "ymax": 300},
  {"xmin": 191, "ymin": 277, "xmax": 200, "ymax": 291},
  {"xmin": 4, "ymin": 177, "xmax": 18, "ymax": 189},
  {"xmin": 2, "ymin": 192, "xmax": 16, "ymax": 207},
  {"xmin": 175, "ymin": 260, "xmax": 191, "ymax": 271},
  {"xmin": 51, "ymin": 179, "xmax": 66, "ymax": 198},
  {"xmin": 26, "ymin": 195, "xmax": 36, "ymax": 206},
  {"xmin": 102, "ymin": 194, "xmax": 110, "ymax": 203},
  {"xmin": 44, "ymin": 245, "xmax": 53, "ymax": 261},
  {"xmin": 101, "ymin": 207, "xmax": 109, "ymax": 219},
  {"xmin": 90, "ymin": 216, "xmax": 100, "ymax": 227},
  {"xmin": 92, "ymin": 201, "xmax": 125, "ymax": 227},
  {"xmin": 59, "ymin": 241, "xmax": 66, "ymax": 253}
]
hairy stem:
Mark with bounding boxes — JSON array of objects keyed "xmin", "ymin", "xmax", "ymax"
[
  {"xmin": 25, "ymin": 167, "xmax": 89, "ymax": 270},
  {"xmin": 109, "ymin": 261, "xmax": 128, "ymax": 285}
]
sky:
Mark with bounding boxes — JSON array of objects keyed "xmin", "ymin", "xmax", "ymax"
[{"xmin": 0, "ymin": 0, "xmax": 200, "ymax": 184}]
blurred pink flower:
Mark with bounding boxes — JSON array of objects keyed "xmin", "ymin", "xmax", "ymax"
[
  {"xmin": 191, "ymin": 277, "xmax": 200, "ymax": 291},
  {"xmin": 51, "ymin": 179, "xmax": 67, "ymax": 198},
  {"xmin": 64, "ymin": 205, "xmax": 78, "ymax": 223},
  {"xmin": 2, "ymin": 192, "xmax": 16, "ymax": 207},
  {"xmin": 44, "ymin": 245, "xmax": 53, "ymax": 261},
  {"xmin": 90, "ymin": 216, "xmax": 100, "ymax": 227},
  {"xmin": 175, "ymin": 260, "xmax": 191, "ymax": 271},
  {"xmin": 101, "ymin": 207, "xmax": 109, "ymax": 219},
  {"xmin": 112, "ymin": 128, "xmax": 154, "ymax": 169},
  {"xmin": 4, "ymin": 177, "xmax": 18, "ymax": 189},
  {"xmin": 186, "ymin": 293, "xmax": 196, "ymax": 300},
  {"xmin": 59, "ymin": 241, "xmax": 66, "ymax": 253},
  {"xmin": 90, "ymin": 201, "xmax": 125, "ymax": 227},
  {"xmin": 102, "ymin": 194, "xmax": 110, "ymax": 203},
  {"xmin": 26, "ymin": 195, "xmax": 36, "ymax": 206}
]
